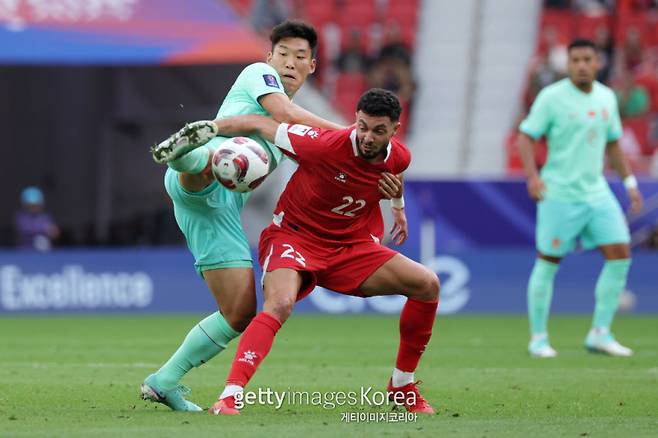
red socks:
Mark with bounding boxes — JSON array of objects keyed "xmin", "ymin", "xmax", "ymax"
[
  {"xmin": 396, "ymin": 298, "xmax": 438, "ymax": 372},
  {"xmin": 225, "ymin": 299, "xmax": 436, "ymax": 388},
  {"xmin": 226, "ymin": 312, "xmax": 282, "ymax": 387}
]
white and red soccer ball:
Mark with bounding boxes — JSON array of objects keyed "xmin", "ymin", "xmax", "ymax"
[{"xmin": 211, "ymin": 137, "xmax": 269, "ymax": 193}]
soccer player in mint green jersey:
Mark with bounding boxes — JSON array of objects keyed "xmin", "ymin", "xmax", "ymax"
[
  {"xmin": 141, "ymin": 20, "xmax": 401, "ymax": 412},
  {"xmin": 518, "ymin": 39, "xmax": 644, "ymax": 358}
]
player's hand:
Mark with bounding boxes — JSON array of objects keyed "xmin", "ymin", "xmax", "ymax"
[
  {"xmin": 390, "ymin": 207, "xmax": 408, "ymax": 245},
  {"xmin": 628, "ymin": 187, "xmax": 643, "ymax": 214},
  {"xmin": 527, "ymin": 176, "xmax": 546, "ymax": 202},
  {"xmin": 378, "ymin": 172, "xmax": 402, "ymax": 199}
]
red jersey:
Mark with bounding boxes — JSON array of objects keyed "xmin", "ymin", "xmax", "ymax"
[{"xmin": 271, "ymin": 123, "xmax": 411, "ymax": 244}]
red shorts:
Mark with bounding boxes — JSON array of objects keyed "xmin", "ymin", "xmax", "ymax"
[{"xmin": 258, "ymin": 224, "xmax": 398, "ymax": 301}]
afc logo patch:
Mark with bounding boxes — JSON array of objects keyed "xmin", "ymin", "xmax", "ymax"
[
  {"xmin": 288, "ymin": 124, "xmax": 312, "ymax": 136},
  {"xmin": 263, "ymin": 74, "xmax": 280, "ymax": 88}
]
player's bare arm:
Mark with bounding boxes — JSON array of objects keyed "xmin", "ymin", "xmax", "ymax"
[
  {"xmin": 214, "ymin": 115, "xmax": 280, "ymax": 143},
  {"xmin": 518, "ymin": 132, "xmax": 546, "ymax": 201},
  {"xmin": 606, "ymin": 140, "xmax": 643, "ymax": 213},
  {"xmin": 258, "ymin": 93, "xmax": 344, "ymax": 130},
  {"xmin": 382, "ymin": 172, "xmax": 408, "ymax": 245},
  {"xmin": 389, "ymin": 176, "xmax": 408, "ymax": 245}
]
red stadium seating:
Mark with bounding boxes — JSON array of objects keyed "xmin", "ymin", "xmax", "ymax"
[
  {"xmin": 304, "ymin": 1, "xmax": 336, "ymax": 28},
  {"xmin": 573, "ymin": 14, "xmax": 611, "ymax": 40},
  {"xmin": 614, "ymin": 12, "xmax": 653, "ymax": 45},
  {"xmin": 337, "ymin": 3, "xmax": 378, "ymax": 28},
  {"xmin": 388, "ymin": 0, "xmax": 419, "ymax": 7},
  {"xmin": 539, "ymin": 10, "xmax": 574, "ymax": 45},
  {"xmin": 387, "ymin": 2, "xmax": 418, "ymax": 28},
  {"xmin": 335, "ymin": 72, "xmax": 368, "ymax": 92},
  {"xmin": 624, "ymin": 117, "xmax": 655, "ymax": 156}
]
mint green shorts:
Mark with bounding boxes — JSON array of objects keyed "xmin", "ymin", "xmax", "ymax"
[
  {"xmin": 164, "ymin": 168, "xmax": 253, "ymax": 277},
  {"xmin": 536, "ymin": 192, "xmax": 630, "ymax": 257}
]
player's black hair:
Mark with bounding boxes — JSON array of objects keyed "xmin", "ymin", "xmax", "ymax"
[
  {"xmin": 356, "ymin": 88, "xmax": 402, "ymax": 122},
  {"xmin": 270, "ymin": 20, "xmax": 318, "ymax": 57},
  {"xmin": 568, "ymin": 38, "xmax": 597, "ymax": 52}
]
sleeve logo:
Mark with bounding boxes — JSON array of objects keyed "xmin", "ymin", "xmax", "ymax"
[
  {"xmin": 288, "ymin": 124, "xmax": 312, "ymax": 136},
  {"xmin": 263, "ymin": 74, "xmax": 280, "ymax": 88}
]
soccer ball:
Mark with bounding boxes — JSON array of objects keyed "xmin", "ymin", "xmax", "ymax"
[
  {"xmin": 617, "ymin": 289, "xmax": 636, "ymax": 313},
  {"xmin": 211, "ymin": 137, "xmax": 269, "ymax": 193}
]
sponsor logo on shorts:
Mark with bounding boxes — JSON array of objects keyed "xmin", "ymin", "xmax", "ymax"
[{"xmin": 551, "ymin": 237, "xmax": 561, "ymax": 249}]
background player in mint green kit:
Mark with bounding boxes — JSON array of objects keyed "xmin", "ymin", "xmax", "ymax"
[
  {"xmin": 518, "ymin": 39, "xmax": 643, "ymax": 358},
  {"xmin": 140, "ymin": 21, "xmax": 350, "ymax": 411}
]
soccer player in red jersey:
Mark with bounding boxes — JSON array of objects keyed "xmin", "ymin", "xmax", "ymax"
[{"xmin": 204, "ymin": 89, "xmax": 440, "ymax": 415}]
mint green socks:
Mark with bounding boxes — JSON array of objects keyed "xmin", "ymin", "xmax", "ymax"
[
  {"xmin": 527, "ymin": 258, "xmax": 559, "ymax": 335},
  {"xmin": 592, "ymin": 259, "xmax": 631, "ymax": 330},
  {"xmin": 528, "ymin": 257, "xmax": 631, "ymax": 338},
  {"xmin": 167, "ymin": 147, "xmax": 210, "ymax": 174},
  {"xmin": 156, "ymin": 312, "xmax": 240, "ymax": 389}
]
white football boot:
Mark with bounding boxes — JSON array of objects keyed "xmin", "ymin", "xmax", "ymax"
[
  {"xmin": 585, "ymin": 328, "xmax": 633, "ymax": 357},
  {"xmin": 528, "ymin": 333, "xmax": 557, "ymax": 358},
  {"xmin": 151, "ymin": 120, "xmax": 218, "ymax": 164}
]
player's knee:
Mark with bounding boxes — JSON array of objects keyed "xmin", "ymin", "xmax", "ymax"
[
  {"xmin": 418, "ymin": 269, "xmax": 440, "ymax": 302},
  {"xmin": 264, "ymin": 294, "xmax": 295, "ymax": 323}
]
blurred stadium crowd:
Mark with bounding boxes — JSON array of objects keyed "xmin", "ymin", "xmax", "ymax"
[
  {"xmin": 228, "ymin": 0, "xmax": 418, "ymax": 138},
  {"xmin": 508, "ymin": 0, "xmax": 658, "ymax": 174}
]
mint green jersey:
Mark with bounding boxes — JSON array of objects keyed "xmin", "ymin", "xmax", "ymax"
[
  {"xmin": 164, "ymin": 62, "xmax": 289, "ymax": 274},
  {"xmin": 519, "ymin": 78, "xmax": 623, "ymax": 202},
  {"xmin": 213, "ymin": 62, "xmax": 286, "ymax": 171}
]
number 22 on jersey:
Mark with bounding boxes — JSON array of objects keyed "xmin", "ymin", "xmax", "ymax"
[{"xmin": 331, "ymin": 196, "xmax": 366, "ymax": 217}]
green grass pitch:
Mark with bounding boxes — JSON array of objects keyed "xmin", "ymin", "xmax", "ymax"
[{"xmin": 1, "ymin": 314, "xmax": 657, "ymax": 437}]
